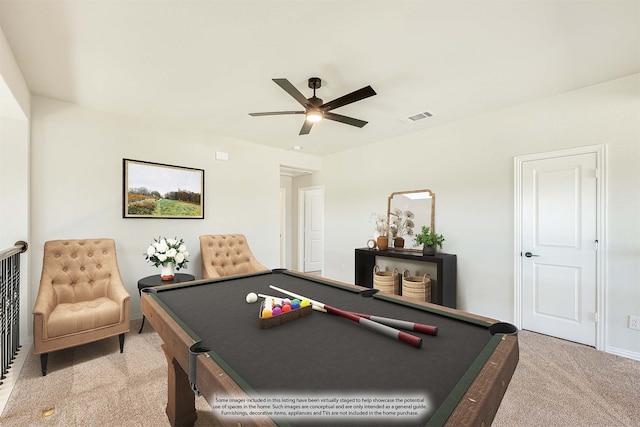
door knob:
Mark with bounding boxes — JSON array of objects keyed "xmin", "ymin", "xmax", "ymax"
[{"xmin": 524, "ymin": 252, "xmax": 539, "ymax": 258}]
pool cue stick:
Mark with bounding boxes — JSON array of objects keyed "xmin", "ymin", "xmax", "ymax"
[
  {"xmin": 257, "ymin": 293, "xmax": 288, "ymax": 301},
  {"xmin": 270, "ymin": 285, "xmax": 422, "ymax": 349},
  {"xmin": 269, "ymin": 285, "xmax": 323, "ymax": 307},
  {"xmin": 312, "ymin": 299, "xmax": 423, "ymax": 348},
  {"xmin": 268, "ymin": 285, "xmax": 437, "ymax": 335},
  {"xmin": 349, "ymin": 312, "xmax": 437, "ymax": 336}
]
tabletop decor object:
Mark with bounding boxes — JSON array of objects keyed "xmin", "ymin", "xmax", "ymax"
[
  {"xmin": 389, "ymin": 208, "xmax": 415, "ymax": 248},
  {"xmin": 413, "ymin": 226, "xmax": 444, "ymax": 255},
  {"xmin": 144, "ymin": 236, "xmax": 190, "ymax": 280},
  {"xmin": 372, "ymin": 213, "xmax": 389, "ymax": 250}
]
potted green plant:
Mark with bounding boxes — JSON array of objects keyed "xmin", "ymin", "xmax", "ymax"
[{"xmin": 413, "ymin": 226, "xmax": 444, "ymax": 255}]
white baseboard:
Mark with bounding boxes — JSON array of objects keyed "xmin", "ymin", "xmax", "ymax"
[{"xmin": 606, "ymin": 345, "xmax": 640, "ymax": 361}]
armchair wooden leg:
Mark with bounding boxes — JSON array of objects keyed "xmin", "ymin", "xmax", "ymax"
[
  {"xmin": 40, "ymin": 353, "xmax": 48, "ymax": 376},
  {"xmin": 119, "ymin": 333, "xmax": 125, "ymax": 353}
]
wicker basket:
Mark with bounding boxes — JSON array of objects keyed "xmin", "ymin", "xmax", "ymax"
[
  {"xmin": 373, "ymin": 266, "xmax": 399, "ymax": 295},
  {"xmin": 402, "ymin": 270, "xmax": 431, "ymax": 302}
]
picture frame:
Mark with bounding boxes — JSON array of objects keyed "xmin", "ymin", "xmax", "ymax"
[{"xmin": 123, "ymin": 158, "xmax": 204, "ymax": 219}]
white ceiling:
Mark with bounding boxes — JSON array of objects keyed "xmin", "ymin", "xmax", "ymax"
[{"xmin": 1, "ymin": 1, "xmax": 638, "ymax": 156}]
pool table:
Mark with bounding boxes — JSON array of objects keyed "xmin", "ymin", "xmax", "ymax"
[{"xmin": 141, "ymin": 269, "xmax": 518, "ymax": 426}]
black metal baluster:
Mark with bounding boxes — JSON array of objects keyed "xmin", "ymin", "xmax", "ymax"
[{"xmin": 0, "ymin": 242, "xmax": 27, "ymax": 387}]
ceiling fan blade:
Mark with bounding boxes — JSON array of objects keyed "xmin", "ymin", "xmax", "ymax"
[
  {"xmin": 273, "ymin": 78, "xmax": 312, "ymax": 108},
  {"xmin": 324, "ymin": 112, "xmax": 368, "ymax": 128},
  {"xmin": 320, "ymin": 85, "xmax": 376, "ymax": 112},
  {"xmin": 249, "ymin": 111, "xmax": 305, "ymax": 116},
  {"xmin": 299, "ymin": 120, "xmax": 314, "ymax": 135}
]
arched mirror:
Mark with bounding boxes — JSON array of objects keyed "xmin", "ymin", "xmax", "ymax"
[{"xmin": 387, "ymin": 189, "xmax": 435, "ymax": 245}]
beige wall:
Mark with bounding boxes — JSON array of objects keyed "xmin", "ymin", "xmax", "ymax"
[
  {"xmin": 296, "ymin": 74, "xmax": 640, "ymax": 359},
  {"xmin": 29, "ymin": 96, "xmax": 320, "ymax": 324},
  {"xmin": 0, "ymin": 25, "xmax": 31, "ymax": 345}
]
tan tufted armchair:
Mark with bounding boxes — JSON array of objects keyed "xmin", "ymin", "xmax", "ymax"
[
  {"xmin": 33, "ymin": 238, "xmax": 130, "ymax": 376},
  {"xmin": 200, "ymin": 234, "xmax": 269, "ymax": 279}
]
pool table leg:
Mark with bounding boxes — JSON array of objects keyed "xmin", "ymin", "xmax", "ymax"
[{"xmin": 162, "ymin": 343, "xmax": 197, "ymax": 427}]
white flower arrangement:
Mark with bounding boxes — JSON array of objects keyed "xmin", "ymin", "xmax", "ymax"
[{"xmin": 144, "ymin": 237, "xmax": 190, "ymax": 270}]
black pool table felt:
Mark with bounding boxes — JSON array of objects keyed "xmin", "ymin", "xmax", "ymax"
[{"xmin": 153, "ymin": 272, "xmax": 499, "ymax": 425}]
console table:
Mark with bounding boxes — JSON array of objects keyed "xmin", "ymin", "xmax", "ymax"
[{"xmin": 355, "ymin": 248, "xmax": 457, "ymax": 308}]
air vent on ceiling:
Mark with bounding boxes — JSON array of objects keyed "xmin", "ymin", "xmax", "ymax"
[{"xmin": 400, "ymin": 110, "xmax": 434, "ymax": 124}]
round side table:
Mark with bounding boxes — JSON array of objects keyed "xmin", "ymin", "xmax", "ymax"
[{"xmin": 138, "ymin": 273, "xmax": 195, "ymax": 333}]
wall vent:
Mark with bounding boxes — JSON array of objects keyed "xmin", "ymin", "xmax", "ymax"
[{"xmin": 400, "ymin": 111, "xmax": 434, "ymax": 124}]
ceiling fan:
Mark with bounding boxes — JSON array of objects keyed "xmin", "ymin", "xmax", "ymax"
[{"xmin": 249, "ymin": 77, "xmax": 376, "ymax": 135}]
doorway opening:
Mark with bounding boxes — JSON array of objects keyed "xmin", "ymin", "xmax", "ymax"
[{"xmin": 279, "ymin": 165, "xmax": 316, "ymax": 271}]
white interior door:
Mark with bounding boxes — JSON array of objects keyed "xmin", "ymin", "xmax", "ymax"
[
  {"xmin": 301, "ymin": 187, "xmax": 324, "ymax": 273},
  {"xmin": 521, "ymin": 152, "xmax": 598, "ymax": 346}
]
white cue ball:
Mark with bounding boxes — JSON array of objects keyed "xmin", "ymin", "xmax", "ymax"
[{"xmin": 245, "ymin": 292, "xmax": 258, "ymax": 304}]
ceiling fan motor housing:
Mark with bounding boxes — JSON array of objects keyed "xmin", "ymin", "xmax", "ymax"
[{"xmin": 308, "ymin": 77, "xmax": 321, "ymax": 89}]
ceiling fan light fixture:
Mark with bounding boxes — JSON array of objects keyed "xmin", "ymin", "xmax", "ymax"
[
  {"xmin": 306, "ymin": 110, "xmax": 323, "ymax": 122},
  {"xmin": 249, "ymin": 77, "xmax": 376, "ymax": 134}
]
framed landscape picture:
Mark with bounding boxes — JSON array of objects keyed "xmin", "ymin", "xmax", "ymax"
[{"xmin": 123, "ymin": 159, "xmax": 204, "ymax": 219}]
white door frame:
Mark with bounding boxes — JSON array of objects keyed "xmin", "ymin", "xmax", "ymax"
[
  {"xmin": 297, "ymin": 185, "xmax": 324, "ymax": 273},
  {"xmin": 514, "ymin": 144, "xmax": 607, "ymax": 350},
  {"xmin": 279, "ymin": 188, "xmax": 287, "ymax": 268}
]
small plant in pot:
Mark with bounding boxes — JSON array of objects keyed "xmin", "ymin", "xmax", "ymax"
[{"xmin": 413, "ymin": 226, "xmax": 444, "ymax": 255}]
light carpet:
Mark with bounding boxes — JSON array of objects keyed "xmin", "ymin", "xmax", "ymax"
[
  {"xmin": 492, "ymin": 330, "xmax": 639, "ymax": 427},
  {"xmin": 1, "ymin": 318, "xmax": 639, "ymax": 426},
  {"xmin": 0, "ymin": 318, "xmax": 217, "ymax": 426}
]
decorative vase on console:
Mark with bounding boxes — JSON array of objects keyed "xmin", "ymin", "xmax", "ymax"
[
  {"xmin": 373, "ymin": 213, "xmax": 390, "ymax": 251},
  {"xmin": 389, "ymin": 208, "xmax": 415, "ymax": 250},
  {"xmin": 377, "ymin": 236, "xmax": 389, "ymax": 251}
]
